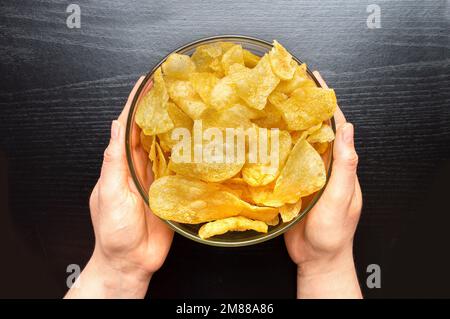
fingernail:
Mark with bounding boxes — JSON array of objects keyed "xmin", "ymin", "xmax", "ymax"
[
  {"xmin": 342, "ymin": 123, "xmax": 354, "ymax": 145},
  {"xmin": 111, "ymin": 120, "xmax": 120, "ymax": 139}
]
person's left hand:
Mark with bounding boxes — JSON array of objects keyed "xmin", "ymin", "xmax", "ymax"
[{"xmin": 65, "ymin": 76, "xmax": 173, "ymax": 299}]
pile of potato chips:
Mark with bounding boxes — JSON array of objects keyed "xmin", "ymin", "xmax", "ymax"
[{"xmin": 135, "ymin": 40, "xmax": 336, "ymax": 240}]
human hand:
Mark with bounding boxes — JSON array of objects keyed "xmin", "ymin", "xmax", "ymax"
[
  {"xmin": 284, "ymin": 71, "xmax": 362, "ymax": 299},
  {"xmin": 65, "ymin": 76, "xmax": 173, "ymax": 299}
]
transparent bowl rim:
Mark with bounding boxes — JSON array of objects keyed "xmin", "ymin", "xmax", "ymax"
[{"xmin": 125, "ymin": 34, "xmax": 335, "ymax": 247}]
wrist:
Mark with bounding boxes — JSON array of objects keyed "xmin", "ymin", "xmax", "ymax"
[
  {"xmin": 296, "ymin": 248, "xmax": 362, "ymax": 299},
  {"xmin": 80, "ymin": 249, "xmax": 152, "ymax": 298},
  {"xmin": 298, "ymin": 247, "xmax": 355, "ymax": 278}
]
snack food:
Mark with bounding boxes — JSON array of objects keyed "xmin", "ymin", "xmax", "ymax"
[{"xmin": 135, "ymin": 40, "xmax": 336, "ymax": 240}]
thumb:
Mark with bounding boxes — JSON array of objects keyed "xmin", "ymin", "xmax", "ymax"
[
  {"xmin": 99, "ymin": 120, "xmax": 128, "ymax": 196},
  {"xmin": 321, "ymin": 122, "xmax": 358, "ymax": 205}
]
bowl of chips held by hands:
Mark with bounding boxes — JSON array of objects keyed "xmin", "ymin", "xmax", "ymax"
[{"xmin": 126, "ymin": 35, "xmax": 336, "ymax": 246}]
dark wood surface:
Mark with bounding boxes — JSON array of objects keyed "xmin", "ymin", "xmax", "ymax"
[{"xmin": 0, "ymin": 0, "xmax": 449, "ymax": 298}]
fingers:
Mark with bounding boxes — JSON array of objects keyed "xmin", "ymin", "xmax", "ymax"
[
  {"xmin": 99, "ymin": 120, "xmax": 128, "ymax": 196},
  {"xmin": 312, "ymin": 71, "xmax": 346, "ymax": 127},
  {"xmin": 99, "ymin": 76, "xmax": 145, "ymax": 199},
  {"xmin": 321, "ymin": 122, "xmax": 359, "ymax": 206},
  {"xmin": 118, "ymin": 76, "xmax": 146, "ymax": 126}
]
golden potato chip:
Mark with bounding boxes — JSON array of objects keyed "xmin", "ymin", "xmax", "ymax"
[
  {"xmin": 266, "ymin": 215, "xmax": 280, "ymax": 226},
  {"xmin": 306, "ymin": 124, "xmax": 335, "ymax": 144},
  {"xmin": 273, "ymin": 139, "xmax": 326, "ymax": 202},
  {"xmin": 231, "ymin": 104, "xmax": 266, "ymax": 120},
  {"xmin": 279, "ymin": 199, "xmax": 302, "ymax": 223},
  {"xmin": 166, "ymin": 80, "xmax": 208, "ymax": 119},
  {"xmin": 149, "ymin": 138, "xmax": 169, "ymax": 179},
  {"xmin": 135, "ymin": 68, "xmax": 174, "ymax": 135},
  {"xmin": 247, "ymin": 182, "xmax": 285, "ymax": 207},
  {"xmin": 289, "ymin": 123, "xmax": 322, "ymax": 146},
  {"xmin": 229, "ymin": 54, "xmax": 280, "ymax": 110},
  {"xmin": 189, "ymin": 72, "xmax": 219, "ymax": 104},
  {"xmin": 157, "ymin": 102, "xmax": 193, "ymax": 152},
  {"xmin": 242, "ymin": 130, "xmax": 292, "ymax": 186},
  {"xmin": 140, "ymin": 131, "xmax": 153, "ymax": 153},
  {"xmin": 268, "ymin": 90, "xmax": 288, "ymax": 107},
  {"xmin": 191, "ymin": 43, "xmax": 223, "ymax": 72},
  {"xmin": 198, "ymin": 216, "xmax": 268, "ymax": 239},
  {"xmin": 168, "ymin": 126, "xmax": 246, "ymax": 182},
  {"xmin": 275, "ymin": 63, "xmax": 311, "ymax": 94},
  {"xmin": 313, "ymin": 142, "xmax": 329, "ymax": 155},
  {"xmin": 252, "ymin": 102, "xmax": 287, "ymax": 129},
  {"xmin": 200, "ymin": 106, "xmax": 253, "ymax": 130},
  {"xmin": 222, "ymin": 179, "xmax": 255, "ymax": 204},
  {"xmin": 307, "ymin": 122, "xmax": 323, "ymax": 135},
  {"xmin": 210, "ymin": 76, "xmax": 240, "ymax": 110},
  {"xmin": 274, "ymin": 87, "xmax": 337, "ymax": 130},
  {"xmin": 243, "ymin": 49, "xmax": 261, "ymax": 68},
  {"xmin": 221, "ymin": 44, "xmax": 244, "ymax": 75},
  {"xmin": 168, "ymin": 158, "xmax": 244, "ymax": 183},
  {"xmin": 220, "ymin": 42, "xmax": 236, "ymax": 52},
  {"xmin": 162, "ymin": 53, "xmax": 196, "ymax": 80},
  {"xmin": 269, "ymin": 40, "xmax": 296, "ymax": 80},
  {"xmin": 149, "ymin": 175, "xmax": 278, "ymax": 224}
]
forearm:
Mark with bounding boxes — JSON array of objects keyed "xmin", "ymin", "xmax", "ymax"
[
  {"xmin": 64, "ymin": 253, "xmax": 151, "ymax": 299},
  {"xmin": 297, "ymin": 249, "xmax": 362, "ymax": 299}
]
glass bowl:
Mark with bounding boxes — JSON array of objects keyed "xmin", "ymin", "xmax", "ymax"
[{"xmin": 125, "ymin": 35, "xmax": 335, "ymax": 247}]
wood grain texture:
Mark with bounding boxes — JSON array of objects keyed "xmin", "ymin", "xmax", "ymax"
[{"xmin": 0, "ymin": 0, "xmax": 449, "ymax": 298}]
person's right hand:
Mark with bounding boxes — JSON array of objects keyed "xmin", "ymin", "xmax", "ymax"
[
  {"xmin": 65, "ymin": 77, "xmax": 173, "ymax": 299},
  {"xmin": 284, "ymin": 71, "xmax": 363, "ymax": 298}
]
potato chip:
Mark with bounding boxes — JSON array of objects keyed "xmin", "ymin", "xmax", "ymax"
[
  {"xmin": 189, "ymin": 72, "xmax": 219, "ymax": 104},
  {"xmin": 306, "ymin": 124, "xmax": 335, "ymax": 144},
  {"xmin": 273, "ymin": 139, "xmax": 326, "ymax": 203},
  {"xmin": 149, "ymin": 137, "xmax": 169, "ymax": 179},
  {"xmin": 168, "ymin": 158, "xmax": 244, "ymax": 183},
  {"xmin": 252, "ymin": 102, "xmax": 287, "ymax": 129},
  {"xmin": 243, "ymin": 49, "xmax": 261, "ymax": 68},
  {"xmin": 266, "ymin": 215, "xmax": 280, "ymax": 226},
  {"xmin": 289, "ymin": 123, "xmax": 322, "ymax": 145},
  {"xmin": 200, "ymin": 106, "xmax": 253, "ymax": 130},
  {"xmin": 229, "ymin": 54, "xmax": 280, "ymax": 110},
  {"xmin": 209, "ymin": 76, "xmax": 240, "ymax": 110},
  {"xmin": 275, "ymin": 63, "xmax": 311, "ymax": 94},
  {"xmin": 313, "ymin": 142, "xmax": 329, "ymax": 155},
  {"xmin": 166, "ymin": 80, "xmax": 208, "ymax": 119},
  {"xmin": 268, "ymin": 90, "xmax": 288, "ymax": 107},
  {"xmin": 221, "ymin": 44, "xmax": 244, "ymax": 75},
  {"xmin": 169, "ymin": 120, "xmax": 246, "ymax": 182},
  {"xmin": 161, "ymin": 53, "xmax": 196, "ymax": 80},
  {"xmin": 220, "ymin": 42, "xmax": 236, "ymax": 52},
  {"xmin": 167, "ymin": 128, "xmax": 246, "ymax": 182},
  {"xmin": 247, "ymin": 182, "xmax": 285, "ymax": 207},
  {"xmin": 222, "ymin": 179, "xmax": 255, "ymax": 204},
  {"xmin": 135, "ymin": 68, "xmax": 174, "ymax": 135},
  {"xmin": 279, "ymin": 198, "xmax": 302, "ymax": 223},
  {"xmin": 140, "ymin": 131, "xmax": 153, "ymax": 153},
  {"xmin": 149, "ymin": 175, "xmax": 278, "ymax": 224},
  {"xmin": 269, "ymin": 40, "xmax": 296, "ymax": 80},
  {"xmin": 231, "ymin": 104, "xmax": 266, "ymax": 120},
  {"xmin": 274, "ymin": 87, "xmax": 337, "ymax": 130},
  {"xmin": 191, "ymin": 43, "xmax": 223, "ymax": 72},
  {"xmin": 198, "ymin": 216, "xmax": 268, "ymax": 239},
  {"xmin": 157, "ymin": 102, "xmax": 193, "ymax": 152},
  {"xmin": 242, "ymin": 130, "xmax": 292, "ymax": 186}
]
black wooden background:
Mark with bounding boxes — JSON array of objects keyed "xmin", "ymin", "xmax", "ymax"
[{"xmin": 0, "ymin": 0, "xmax": 449, "ymax": 298}]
